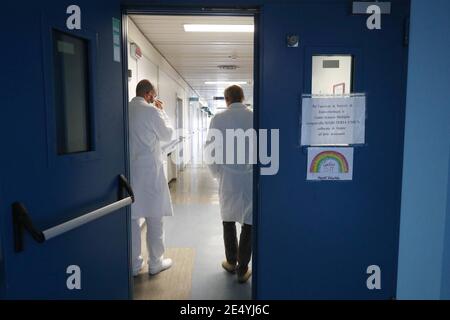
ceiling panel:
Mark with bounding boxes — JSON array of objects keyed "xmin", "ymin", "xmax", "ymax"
[{"xmin": 129, "ymin": 15, "xmax": 254, "ymax": 106}]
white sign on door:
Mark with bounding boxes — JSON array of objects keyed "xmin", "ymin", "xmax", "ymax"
[
  {"xmin": 112, "ymin": 18, "xmax": 121, "ymax": 62},
  {"xmin": 301, "ymin": 94, "xmax": 366, "ymax": 146}
]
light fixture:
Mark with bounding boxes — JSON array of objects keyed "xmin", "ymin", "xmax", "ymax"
[
  {"xmin": 218, "ymin": 65, "xmax": 239, "ymax": 70},
  {"xmin": 184, "ymin": 24, "xmax": 254, "ymax": 33},
  {"xmin": 205, "ymin": 81, "xmax": 248, "ymax": 85}
]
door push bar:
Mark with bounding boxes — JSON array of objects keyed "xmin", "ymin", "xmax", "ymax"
[{"xmin": 12, "ymin": 174, "xmax": 135, "ymax": 253}]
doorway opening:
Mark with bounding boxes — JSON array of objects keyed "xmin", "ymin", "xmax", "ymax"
[{"xmin": 124, "ymin": 10, "xmax": 257, "ymax": 300}]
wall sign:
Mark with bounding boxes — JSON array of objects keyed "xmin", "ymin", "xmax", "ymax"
[
  {"xmin": 307, "ymin": 147, "xmax": 354, "ymax": 181},
  {"xmin": 301, "ymin": 94, "xmax": 366, "ymax": 146},
  {"xmin": 352, "ymin": 2, "xmax": 391, "ymax": 30},
  {"xmin": 352, "ymin": 2, "xmax": 391, "ymax": 14}
]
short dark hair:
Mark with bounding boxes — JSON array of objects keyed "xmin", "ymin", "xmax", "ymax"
[
  {"xmin": 136, "ymin": 79, "xmax": 154, "ymax": 97},
  {"xmin": 224, "ymin": 85, "xmax": 245, "ymax": 104}
]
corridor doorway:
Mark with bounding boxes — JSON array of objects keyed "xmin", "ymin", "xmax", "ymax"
[{"xmin": 124, "ymin": 10, "xmax": 257, "ymax": 300}]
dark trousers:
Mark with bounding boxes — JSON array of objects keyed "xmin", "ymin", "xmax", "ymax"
[{"xmin": 223, "ymin": 222, "xmax": 252, "ymax": 275}]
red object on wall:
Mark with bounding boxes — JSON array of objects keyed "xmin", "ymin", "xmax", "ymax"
[
  {"xmin": 135, "ymin": 45, "xmax": 142, "ymax": 58},
  {"xmin": 333, "ymin": 83, "xmax": 346, "ymax": 95}
]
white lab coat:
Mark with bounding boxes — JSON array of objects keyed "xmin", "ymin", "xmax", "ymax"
[
  {"xmin": 206, "ymin": 103, "xmax": 253, "ymax": 225},
  {"xmin": 129, "ymin": 97, "xmax": 174, "ymax": 219}
]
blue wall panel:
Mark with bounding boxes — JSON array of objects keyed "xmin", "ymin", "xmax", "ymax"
[
  {"xmin": 397, "ymin": 0, "xmax": 450, "ymax": 300},
  {"xmin": 442, "ymin": 154, "xmax": 450, "ymax": 299}
]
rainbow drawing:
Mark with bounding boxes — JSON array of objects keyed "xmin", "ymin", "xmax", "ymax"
[{"xmin": 309, "ymin": 151, "xmax": 349, "ymax": 174}]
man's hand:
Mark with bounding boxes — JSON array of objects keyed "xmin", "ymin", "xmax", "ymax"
[{"xmin": 154, "ymin": 99, "xmax": 164, "ymax": 110}]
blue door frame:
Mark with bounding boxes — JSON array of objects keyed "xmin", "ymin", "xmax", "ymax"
[{"xmin": 122, "ymin": 6, "xmax": 261, "ymax": 300}]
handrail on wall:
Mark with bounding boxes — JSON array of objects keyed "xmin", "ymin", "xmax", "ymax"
[{"xmin": 12, "ymin": 174, "xmax": 135, "ymax": 253}]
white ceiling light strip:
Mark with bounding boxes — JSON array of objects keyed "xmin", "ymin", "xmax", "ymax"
[
  {"xmin": 205, "ymin": 81, "xmax": 248, "ymax": 85},
  {"xmin": 184, "ymin": 24, "xmax": 254, "ymax": 33}
]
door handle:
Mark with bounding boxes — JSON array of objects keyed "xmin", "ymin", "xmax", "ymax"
[{"xmin": 12, "ymin": 174, "xmax": 135, "ymax": 253}]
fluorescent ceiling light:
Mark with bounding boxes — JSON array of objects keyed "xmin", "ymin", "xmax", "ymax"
[
  {"xmin": 184, "ymin": 24, "xmax": 254, "ymax": 33},
  {"xmin": 205, "ymin": 81, "xmax": 248, "ymax": 85}
]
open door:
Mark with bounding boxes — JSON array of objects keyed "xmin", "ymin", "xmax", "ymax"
[{"xmin": 0, "ymin": 1, "xmax": 130, "ymax": 299}]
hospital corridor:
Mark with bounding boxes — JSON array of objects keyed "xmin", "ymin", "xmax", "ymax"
[
  {"xmin": 127, "ymin": 14, "xmax": 254, "ymax": 299},
  {"xmin": 133, "ymin": 167, "xmax": 252, "ymax": 300}
]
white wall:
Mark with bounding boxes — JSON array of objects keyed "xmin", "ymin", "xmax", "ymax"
[{"xmin": 127, "ymin": 18, "xmax": 209, "ymax": 170}]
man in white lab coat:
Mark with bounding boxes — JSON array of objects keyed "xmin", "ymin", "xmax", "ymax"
[
  {"xmin": 129, "ymin": 80, "xmax": 174, "ymax": 276},
  {"xmin": 206, "ymin": 85, "xmax": 253, "ymax": 283}
]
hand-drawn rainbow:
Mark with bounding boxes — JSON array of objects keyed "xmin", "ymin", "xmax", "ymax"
[{"xmin": 310, "ymin": 151, "xmax": 350, "ymax": 174}]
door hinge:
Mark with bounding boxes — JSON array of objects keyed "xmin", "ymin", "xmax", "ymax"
[{"xmin": 403, "ymin": 17, "xmax": 410, "ymax": 47}]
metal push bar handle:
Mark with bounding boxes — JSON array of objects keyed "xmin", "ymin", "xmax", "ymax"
[
  {"xmin": 12, "ymin": 174, "xmax": 135, "ymax": 253},
  {"xmin": 43, "ymin": 197, "xmax": 132, "ymax": 240}
]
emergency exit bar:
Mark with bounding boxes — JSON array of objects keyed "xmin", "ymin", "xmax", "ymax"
[{"xmin": 12, "ymin": 174, "xmax": 135, "ymax": 253}]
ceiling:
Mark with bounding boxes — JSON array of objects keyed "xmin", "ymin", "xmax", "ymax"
[{"xmin": 129, "ymin": 15, "xmax": 254, "ymax": 107}]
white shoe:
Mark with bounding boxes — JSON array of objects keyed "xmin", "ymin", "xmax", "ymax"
[
  {"xmin": 149, "ymin": 258, "xmax": 173, "ymax": 275},
  {"xmin": 133, "ymin": 261, "xmax": 145, "ymax": 277}
]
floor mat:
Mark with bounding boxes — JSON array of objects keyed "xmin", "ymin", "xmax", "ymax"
[{"xmin": 133, "ymin": 247, "xmax": 195, "ymax": 300}]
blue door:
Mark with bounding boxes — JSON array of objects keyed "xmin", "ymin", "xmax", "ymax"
[
  {"xmin": 257, "ymin": 1, "xmax": 410, "ymax": 299},
  {"xmin": 0, "ymin": 1, "xmax": 130, "ymax": 299}
]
